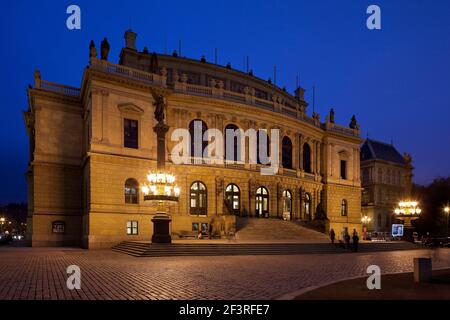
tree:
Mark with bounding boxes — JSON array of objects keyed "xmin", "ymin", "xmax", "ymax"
[{"xmin": 413, "ymin": 177, "xmax": 450, "ymax": 235}]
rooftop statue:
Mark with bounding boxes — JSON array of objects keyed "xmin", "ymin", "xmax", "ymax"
[
  {"xmin": 100, "ymin": 37, "xmax": 110, "ymax": 60},
  {"xmin": 349, "ymin": 115, "xmax": 357, "ymax": 129},
  {"xmin": 403, "ymin": 153, "xmax": 412, "ymax": 165},
  {"xmin": 329, "ymin": 108, "xmax": 335, "ymax": 123},
  {"xmin": 89, "ymin": 40, "xmax": 97, "ymax": 59}
]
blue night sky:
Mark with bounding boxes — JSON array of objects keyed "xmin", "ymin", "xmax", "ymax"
[{"xmin": 1, "ymin": 0, "xmax": 449, "ymax": 204}]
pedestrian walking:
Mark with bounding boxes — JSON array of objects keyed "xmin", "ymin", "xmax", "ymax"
[{"xmin": 330, "ymin": 228, "xmax": 335, "ymax": 245}]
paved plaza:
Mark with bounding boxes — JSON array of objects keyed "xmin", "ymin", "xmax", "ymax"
[{"xmin": 0, "ymin": 247, "xmax": 449, "ymax": 300}]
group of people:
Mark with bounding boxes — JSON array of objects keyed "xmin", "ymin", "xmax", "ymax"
[{"xmin": 329, "ymin": 228, "xmax": 359, "ymax": 252}]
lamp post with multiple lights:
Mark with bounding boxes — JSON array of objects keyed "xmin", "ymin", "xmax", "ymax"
[
  {"xmin": 394, "ymin": 200, "xmax": 421, "ymax": 241},
  {"xmin": 140, "ymin": 93, "xmax": 180, "ymax": 243},
  {"xmin": 361, "ymin": 215, "xmax": 371, "ymax": 240}
]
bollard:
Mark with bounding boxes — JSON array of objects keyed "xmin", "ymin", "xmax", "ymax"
[{"xmin": 413, "ymin": 257, "xmax": 432, "ymax": 283}]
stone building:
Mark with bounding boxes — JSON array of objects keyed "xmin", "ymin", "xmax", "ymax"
[
  {"xmin": 360, "ymin": 139, "xmax": 413, "ymax": 232},
  {"xmin": 23, "ymin": 30, "xmax": 362, "ymax": 248}
]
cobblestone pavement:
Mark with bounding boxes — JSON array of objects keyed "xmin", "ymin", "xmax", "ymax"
[{"xmin": 0, "ymin": 247, "xmax": 449, "ymax": 300}]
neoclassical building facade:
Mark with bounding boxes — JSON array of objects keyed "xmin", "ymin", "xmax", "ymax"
[
  {"xmin": 24, "ymin": 30, "xmax": 362, "ymax": 248},
  {"xmin": 360, "ymin": 139, "xmax": 413, "ymax": 232}
]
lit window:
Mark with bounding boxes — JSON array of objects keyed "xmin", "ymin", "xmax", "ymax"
[
  {"xmin": 225, "ymin": 184, "xmax": 240, "ymax": 215},
  {"xmin": 303, "ymin": 193, "xmax": 312, "ymax": 219},
  {"xmin": 125, "ymin": 178, "xmax": 139, "ymax": 204},
  {"xmin": 190, "ymin": 181, "xmax": 207, "ymax": 215},
  {"xmin": 341, "ymin": 199, "xmax": 348, "ymax": 216},
  {"xmin": 126, "ymin": 221, "xmax": 138, "ymax": 235}
]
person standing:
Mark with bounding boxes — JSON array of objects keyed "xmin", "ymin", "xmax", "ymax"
[
  {"xmin": 330, "ymin": 228, "xmax": 336, "ymax": 245},
  {"xmin": 352, "ymin": 229, "xmax": 359, "ymax": 252},
  {"xmin": 344, "ymin": 231, "xmax": 351, "ymax": 250}
]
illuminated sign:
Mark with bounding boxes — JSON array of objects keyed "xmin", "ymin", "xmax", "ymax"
[{"xmin": 392, "ymin": 224, "xmax": 404, "ymax": 237}]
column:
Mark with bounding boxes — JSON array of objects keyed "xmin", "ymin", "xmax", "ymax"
[
  {"xmin": 299, "ymin": 134, "xmax": 304, "ymax": 170},
  {"xmin": 316, "ymin": 141, "xmax": 322, "ymax": 175},
  {"xmin": 294, "ymin": 134, "xmax": 299, "ymax": 169}
]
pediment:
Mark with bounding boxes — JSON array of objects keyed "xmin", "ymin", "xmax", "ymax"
[
  {"xmin": 117, "ymin": 103, "xmax": 144, "ymax": 114},
  {"xmin": 338, "ymin": 149, "xmax": 351, "ymax": 159}
]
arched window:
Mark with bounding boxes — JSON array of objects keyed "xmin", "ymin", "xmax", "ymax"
[
  {"xmin": 190, "ymin": 181, "xmax": 207, "ymax": 215},
  {"xmin": 282, "ymin": 136, "xmax": 293, "ymax": 169},
  {"xmin": 124, "ymin": 178, "xmax": 139, "ymax": 204},
  {"xmin": 341, "ymin": 199, "xmax": 348, "ymax": 216},
  {"xmin": 303, "ymin": 192, "xmax": 312, "ymax": 219},
  {"xmin": 255, "ymin": 187, "xmax": 269, "ymax": 218},
  {"xmin": 303, "ymin": 143, "xmax": 311, "ymax": 173},
  {"xmin": 282, "ymin": 190, "xmax": 292, "ymax": 219},
  {"xmin": 189, "ymin": 119, "xmax": 208, "ymax": 159},
  {"xmin": 257, "ymin": 130, "xmax": 270, "ymax": 165},
  {"xmin": 225, "ymin": 183, "xmax": 240, "ymax": 215},
  {"xmin": 224, "ymin": 124, "xmax": 241, "ymax": 162}
]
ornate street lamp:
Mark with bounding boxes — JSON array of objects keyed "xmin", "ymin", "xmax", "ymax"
[
  {"xmin": 361, "ymin": 215, "xmax": 371, "ymax": 240},
  {"xmin": 394, "ymin": 200, "xmax": 422, "ymax": 227},
  {"xmin": 142, "ymin": 93, "xmax": 180, "ymax": 243},
  {"xmin": 141, "ymin": 172, "xmax": 180, "ymax": 202}
]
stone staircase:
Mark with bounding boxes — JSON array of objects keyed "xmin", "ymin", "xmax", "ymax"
[
  {"xmin": 235, "ymin": 217, "xmax": 329, "ymax": 242},
  {"xmin": 112, "ymin": 241, "xmax": 347, "ymax": 257},
  {"xmin": 111, "ymin": 218, "xmax": 420, "ymax": 257},
  {"xmin": 112, "ymin": 240, "xmax": 420, "ymax": 257}
]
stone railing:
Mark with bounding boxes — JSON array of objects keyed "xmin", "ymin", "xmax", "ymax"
[
  {"xmin": 321, "ymin": 122, "xmax": 360, "ymax": 137},
  {"xmin": 304, "ymin": 173, "xmax": 316, "ymax": 181},
  {"xmin": 90, "ymin": 58, "xmax": 167, "ymax": 87},
  {"xmin": 282, "ymin": 168, "xmax": 297, "ymax": 177},
  {"xmin": 36, "ymin": 79, "xmax": 80, "ymax": 97}
]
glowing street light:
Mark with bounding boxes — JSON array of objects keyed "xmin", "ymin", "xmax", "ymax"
[
  {"xmin": 0, "ymin": 217, "xmax": 5, "ymax": 233},
  {"xmin": 361, "ymin": 215, "xmax": 371, "ymax": 240},
  {"xmin": 141, "ymin": 172, "xmax": 180, "ymax": 202},
  {"xmin": 394, "ymin": 200, "xmax": 421, "ymax": 227},
  {"xmin": 444, "ymin": 206, "xmax": 450, "ymax": 234}
]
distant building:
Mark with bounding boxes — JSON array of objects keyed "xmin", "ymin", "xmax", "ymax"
[{"xmin": 360, "ymin": 139, "xmax": 413, "ymax": 232}]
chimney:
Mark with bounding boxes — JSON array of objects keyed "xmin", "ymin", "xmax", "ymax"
[{"xmin": 124, "ymin": 29, "xmax": 137, "ymax": 50}]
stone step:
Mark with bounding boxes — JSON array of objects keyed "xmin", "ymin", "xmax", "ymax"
[
  {"xmin": 112, "ymin": 241, "xmax": 420, "ymax": 257},
  {"xmin": 235, "ymin": 217, "xmax": 329, "ymax": 241}
]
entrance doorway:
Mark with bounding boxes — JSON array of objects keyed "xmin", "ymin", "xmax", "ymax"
[
  {"xmin": 225, "ymin": 183, "xmax": 240, "ymax": 215},
  {"xmin": 255, "ymin": 187, "xmax": 269, "ymax": 218}
]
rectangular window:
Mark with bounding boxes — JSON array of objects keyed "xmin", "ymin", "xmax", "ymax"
[
  {"xmin": 192, "ymin": 223, "xmax": 199, "ymax": 232},
  {"xmin": 340, "ymin": 160, "xmax": 347, "ymax": 179},
  {"xmin": 126, "ymin": 221, "xmax": 138, "ymax": 235},
  {"xmin": 124, "ymin": 119, "xmax": 138, "ymax": 149}
]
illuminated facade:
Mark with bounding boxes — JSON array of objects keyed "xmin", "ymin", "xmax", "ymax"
[
  {"xmin": 24, "ymin": 30, "xmax": 362, "ymax": 248},
  {"xmin": 360, "ymin": 139, "xmax": 413, "ymax": 232}
]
